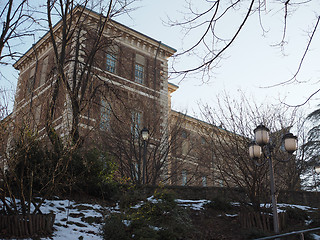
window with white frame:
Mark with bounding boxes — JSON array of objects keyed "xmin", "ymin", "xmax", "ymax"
[
  {"xmin": 135, "ymin": 64, "xmax": 144, "ymax": 83},
  {"xmin": 202, "ymin": 176, "xmax": 207, "ymax": 187},
  {"xmin": 39, "ymin": 56, "xmax": 48, "ymax": 86},
  {"xmin": 135, "ymin": 54, "xmax": 145, "ymax": 84},
  {"xmin": 105, "ymin": 45, "xmax": 119, "ymax": 73},
  {"xmin": 100, "ymin": 99, "xmax": 111, "ymax": 130},
  {"xmin": 182, "ymin": 170, "xmax": 187, "ymax": 186},
  {"xmin": 106, "ymin": 53, "xmax": 116, "ymax": 73},
  {"xmin": 131, "ymin": 111, "xmax": 142, "ymax": 138}
]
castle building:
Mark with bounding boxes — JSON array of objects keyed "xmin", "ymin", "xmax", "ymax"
[{"xmin": 8, "ymin": 5, "xmax": 220, "ymax": 186}]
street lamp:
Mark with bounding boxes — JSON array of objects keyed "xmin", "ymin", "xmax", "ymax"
[
  {"xmin": 314, "ymin": 166, "xmax": 320, "ymax": 174},
  {"xmin": 141, "ymin": 127, "xmax": 149, "ymax": 184},
  {"xmin": 248, "ymin": 124, "xmax": 298, "ymax": 234}
]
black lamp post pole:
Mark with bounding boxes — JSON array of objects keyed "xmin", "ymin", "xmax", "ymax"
[
  {"xmin": 249, "ymin": 125, "xmax": 298, "ymax": 234},
  {"xmin": 266, "ymin": 147, "xmax": 280, "ymax": 233},
  {"xmin": 142, "ymin": 139, "xmax": 147, "ymax": 184},
  {"xmin": 141, "ymin": 127, "xmax": 149, "ymax": 185}
]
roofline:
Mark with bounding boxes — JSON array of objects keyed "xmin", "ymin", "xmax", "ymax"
[
  {"xmin": 14, "ymin": 5, "xmax": 176, "ymax": 69},
  {"xmin": 168, "ymin": 82, "xmax": 179, "ymax": 93},
  {"xmin": 78, "ymin": 5, "xmax": 177, "ymax": 53},
  {"xmin": 168, "ymin": 82, "xmax": 179, "ymax": 88},
  {"xmin": 171, "ymin": 110, "xmax": 239, "ymax": 136}
]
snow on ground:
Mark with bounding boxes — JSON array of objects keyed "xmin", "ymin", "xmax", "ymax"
[
  {"xmin": 175, "ymin": 199, "xmax": 210, "ymax": 210},
  {"xmin": 38, "ymin": 199, "xmax": 106, "ymax": 240},
  {"xmin": 37, "ymin": 198, "xmax": 210, "ymax": 239},
  {"xmin": 312, "ymin": 234, "xmax": 320, "ymax": 240},
  {"xmin": 14, "ymin": 198, "xmax": 318, "ymax": 239},
  {"xmin": 261, "ymin": 203, "xmax": 317, "ymax": 213},
  {"xmin": 24, "ymin": 198, "xmax": 211, "ymax": 239}
]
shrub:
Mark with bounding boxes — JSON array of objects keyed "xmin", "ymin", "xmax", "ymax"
[
  {"xmin": 101, "ymin": 215, "xmax": 130, "ymax": 240},
  {"xmin": 66, "ymin": 148, "xmax": 118, "ymax": 197},
  {"xmin": 118, "ymin": 186, "xmax": 144, "ymax": 209},
  {"xmin": 102, "ymin": 188, "xmax": 193, "ymax": 240},
  {"xmin": 285, "ymin": 207, "xmax": 309, "ymax": 221},
  {"xmin": 244, "ymin": 228, "xmax": 268, "ymax": 239},
  {"xmin": 206, "ymin": 196, "xmax": 233, "ymax": 211}
]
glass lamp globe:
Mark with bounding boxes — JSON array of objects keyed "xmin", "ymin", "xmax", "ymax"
[
  {"xmin": 282, "ymin": 133, "xmax": 298, "ymax": 154},
  {"xmin": 249, "ymin": 142, "xmax": 262, "ymax": 159},
  {"xmin": 254, "ymin": 124, "xmax": 270, "ymax": 146}
]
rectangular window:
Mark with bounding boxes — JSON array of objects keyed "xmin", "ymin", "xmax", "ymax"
[
  {"xmin": 182, "ymin": 140, "xmax": 189, "ymax": 155},
  {"xmin": 135, "ymin": 54, "xmax": 145, "ymax": 84},
  {"xmin": 26, "ymin": 67, "xmax": 35, "ymax": 96},
  {"xmin": 106, "ymin": 53, "xmax": 116, "ymax": 73},
  {"xmin": 39, "ymin": 56, "xmax": 48, "ymax": 86},
  {"xmin": 182, "ymin": 130, "xmax": 187, "ymax": 139},
  {"xmin": 202, "ymin": 176, "xmax": 207, "ymax": 187},
  {"xmin": 182, "ymin": 170, "xmax": 187, "ymax": 186},
  {"xmin": 131, "ymin": 111, "xmax": 142, "ymax": 138},
  {"xmin": 26, "ymin": 78, "xmax": 34, "ymax": 96},
  {"xmin": 100, "ymin": 99, "xmax": 111, "ymax": 130},
  {"xmin": 135, "ymin": 64, "xmax": 144, "ymax": 84},
  {"xmin": 34, "ymin": 105, "xmax": 41, "ymax": 125}
]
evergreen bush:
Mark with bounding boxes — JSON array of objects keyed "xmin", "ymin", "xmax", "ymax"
[{"xmin": 101, "ymin": 188, "xmax": 193, "ymax": 240}]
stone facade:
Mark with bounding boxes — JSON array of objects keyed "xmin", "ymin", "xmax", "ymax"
[{"xmin": 6, "ymin": 6, "xmax": 234, "ymax": 187}]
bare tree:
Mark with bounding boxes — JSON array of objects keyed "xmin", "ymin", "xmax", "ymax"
[
  {"xmin": 198, "ymin": 92, "xmax": 306, "ymax": 209},
  {"xmin": 168, "ymin": 0, "xmax": 320, "ymax": 97},
  {"xmin": 42, "ymin": 0, "xmax": 136, "ymax": 150},
  {"xmin": 0, "ymin": 0, "xmax": 139, "ymax": 215},
  {"xmin": 0, "ymin": 0, "xmax": 33, "ymax": 65},
  {"xmin": 98, "ymin": 101, "xmax": 191, "ymax": 185}
]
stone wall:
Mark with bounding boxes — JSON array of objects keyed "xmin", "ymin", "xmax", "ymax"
[{"xmin": 141, "ymin": 185, "xmax": 320, "ymax": 208}]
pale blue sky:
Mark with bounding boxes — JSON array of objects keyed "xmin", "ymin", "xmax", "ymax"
[
  {"xmin": 2, "ymin": 1, "xmax": 320, "ymax": 117},
  {"xmin": 116, "ymin": 0, "xmax": 320, "ymax": 116}
]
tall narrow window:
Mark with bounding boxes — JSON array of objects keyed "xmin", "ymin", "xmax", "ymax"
[
  {"xmin": 34, "ymin": 105, "xmax": 41, "ymax": 126},
  {"xmin": 135, "ymin": 54, "xmax": 145, "ymax": 84},
  {"xmin": 202, "ymin": 176, "xmax": 207, "ymax": 187},
  {"xmin": 182, "ymin": 130, "xmax": 187, "ymax": 139},
  {"xmin": 26, "ymin": 67, "xmax": 35, "ymax": 96},
  {"xmin": 106, "ymin": 53, "xmax": 116, "ymax": 73},
  {"xmin": 182, "ymin": 170, "xmax": 187, "ymax": 186},
  {"xmin": 182, "ymin": 141, "xmax": 189, "ymax": 156},
  {"xmin": 106, "ymin": 45, "xmax": 119, "ymax": 73},
  {"xmin": 100, "ymin": 99, "xmax": 111, "ymax": 130},
  {"xmin": 131, "ymin": 111, "xmax": 142, "ymax": 138},
  {"xmin": 135, "ymin": 64, "xmax": 144, "ymax": 83},
  {"xmin": 181, "ymin": 130, "xmax": 189, "ymax": 155},
  {"xmin": 39, "ymin": 56, "xmax": 48, "ymax": 86}
]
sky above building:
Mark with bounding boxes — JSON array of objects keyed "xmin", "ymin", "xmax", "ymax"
[
  {"xmin": 1, "ymin": 0, "xmax": 320, "ymax": 119},
  {"xmin": 115, "ymin": 0, "xmax": 320, "ymax": 117}
]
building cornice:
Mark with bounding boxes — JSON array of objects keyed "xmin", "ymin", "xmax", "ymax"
[
  {"xmin": 14, "ymin": 5, "xmax": 176, "ymax": 71},
  {"xmin": 168, "ymin": 82, "xmax": 179, "ymax": 94}
]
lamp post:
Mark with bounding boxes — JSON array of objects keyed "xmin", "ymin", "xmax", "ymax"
[
  {"xmin": 248, "ymin": 124, "xmax": 298, "ymax": 234},
  {"xmin": 141, "ymin": 127, "xmax": 149, "ymax": 185},
  {"xmin": 314, "ymin": 166, "xmax": 320, "ymax": 174}
]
